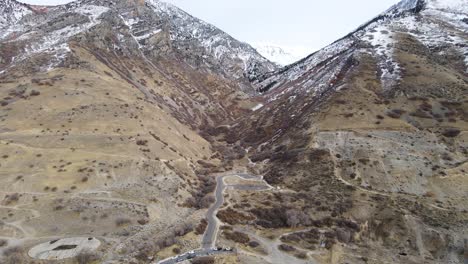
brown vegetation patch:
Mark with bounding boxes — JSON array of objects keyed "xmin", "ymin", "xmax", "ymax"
[
  {"xmin": 217, "ymin": 207, "xmax": 254, "ymax": 225},
  {"xmin": 386, "ymin": 109, "xmax": 406, "ymax": 119},
  {"xmin": 442, "ymin": 128, "xmax": 461, "ymax": 138},
  {"xmin": 192, "ymin": 256, "xmax": 215, "ymax": 264},
  {"xmin": 223, "ymin": 231, "xmax": 250, "ymax": 244}
]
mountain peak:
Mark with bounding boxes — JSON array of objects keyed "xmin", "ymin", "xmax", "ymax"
[
  {"xmin": 386, "ymin": 0, "xmax": 468, "ymax": 17},
  {"xmin": 385, "ymin": 0, "xmax": 426, "ymax": 17}
]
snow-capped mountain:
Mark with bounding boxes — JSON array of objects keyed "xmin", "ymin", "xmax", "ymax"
[
  {"xmin": 0, "ymin": 0, "xmax": 277, "ymax": 86},
  {"xmin": 255, "ymin": 0, "xmax": 467, "ymax": 95},
  {"xmin": 251, "ymin": 43, "xmax": 307, "ymax": 66}
]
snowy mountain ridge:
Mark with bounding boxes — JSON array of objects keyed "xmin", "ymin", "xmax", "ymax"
[
  {"xmin": 385, "ymin": 0, "xmax": 468, "ymax": 16},
  {"xmin": 0, "ymin": 0, "xmax": 277, "ymax": 86},
  {"xmin": 255, "ymin": 0, "xmax": 468, "ymax": 96}
]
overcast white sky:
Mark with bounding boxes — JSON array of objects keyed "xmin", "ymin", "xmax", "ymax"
[{"xmin": 19, "ymin": 0, "xmax": 399, "ymax": 56}]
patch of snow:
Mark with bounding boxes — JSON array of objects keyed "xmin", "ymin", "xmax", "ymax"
[
  {"xmin": 134, "ymin": 29, "xmax": 162, "ymax": 41},
  {"xmin": 394, "ymin": 13, "xmax": 467, "ymax": 71},
  {"xmin": 15, "ymin": 5, "xmax": 109, "ymax": 70},
  {"xmin": 364, "ymin": 25, "xmax": 401, "ymax": 89},
  {"xmin": 252, "ymin": 104, "xmax": 264, "ymax": 111},
  {"xmin": 45, "ymin": 43, "xmax": 70, "ymax": 72},
  {"xmin": 0, "ymin": 0, "xmax": 32, "ymax": 28},
  {"xmin": 425, "ymin": 0, "xmax": 468, "ymax": 14},
  {"xmin": 75, "ymin": 5, "xmax": 110, "ymax": 22},
  {"xmin": 146, "ymin": 0, "xmax": 276, "ymax": 78},
  {"xmin": 251, "ymin": 43, "xmax": 310, "ymax": 66}
]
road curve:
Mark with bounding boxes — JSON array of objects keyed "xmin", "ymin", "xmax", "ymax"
[
  {"xmin": 202, "ymin": 172, "xmax": 270, "ymax": 249},
  {"xmin": 156, "ymin": 172, "xmax": 270, "ymax": 264}
]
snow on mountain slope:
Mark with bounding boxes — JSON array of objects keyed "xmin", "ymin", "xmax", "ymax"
[
  {"xmin": 251, "ymin": 43, "xmax": 308, "ymax": 66},
  {"xmin": 0, "ymin": 0, "xmax": 33, "ymax": 40},
  {"xmin": 426, "ymin": 0, "xmax": 468, "ymax": 13},
  {"xmin": 0, "ymin": 0, "xmax": 277, "ymax": 85},
  {"xmin": 20, "ymin": 4, "xmax": 109, "ymax": 70},
  {"xmin": 145, "ymin": 0, "xmax": 277, "ymax": 81},
  {"xmin": 0, "ymin": 0, "xmax": 32, "ymax": 27},
  {"xmin": 255, "ymin": 0, "xmax": 468, "ymax": 96}
]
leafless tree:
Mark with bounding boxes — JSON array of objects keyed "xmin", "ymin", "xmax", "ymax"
[{"xmin": 286, "ymin": 209, "xmax": 311, "ymax": 228}]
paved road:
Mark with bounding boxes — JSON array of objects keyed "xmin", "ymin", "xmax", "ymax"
[
  {"xmin": 156, "ymin": 172, "xmax": 270, "ymax": 264},
  {"xmin": 201, "ymin": 174, "xmax": 226, "ymax": 249},
  {"xmin": 157, "ymin": 248, "xmax": 233, "ymax": 264},
  {"xmin": 202, "ymin": 172, "xmax": 270, "ymax": 248}
]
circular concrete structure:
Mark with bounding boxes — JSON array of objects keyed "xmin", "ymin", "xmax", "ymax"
[{"xmin": 28, "ymin": 237, "xmax": 101, "ymax": 260}]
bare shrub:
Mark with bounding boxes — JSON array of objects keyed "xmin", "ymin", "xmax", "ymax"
[
  {"xmin": 410, "ymin": 109, "xmax": 432, "ymax": 119},
  {"xmin": 75, "ymin": 250, "xmax": 101, "ymax": 264},
  {"xmin": 281, "ymin": 228, "xmax": 320, "ymax": 246},
  {"xmin": 442, "ymin": 128, "xmax": 461, "ymax": 138},
  {"xmin": 199, "ymin": 195, "xmax": 215, "ymax": 208},
  {"xmin": 115, "ymin": 217, "xmax": 131, "ymax": 227},
  {"xmin": 197, "ymin": 160, "xmax": 216, "ymax": 168},
  {"xmin": 104, "ymin": 71, "xmax": 113, "ymax": 77},
  {"xmin": 248, "ymin": 241, "xmax": 260, "ymax": 248},
  {"xmin": 3, "ymin": 193, "xmax": 20, "ymax": 205},
  {"xmin": 224, "ymin": 231, "xmax": 250, "ymax": 244},
  {"xmin": 137, "ymin": 219, "xmax": 149, "ymax": 225},
  {"xmin": 3, "ymin": 246, "xmax": 26, "ymax": 264},
  {"xmin": 30, "ymin": 90, "xmax": 40, "ymax": 96},
  {"xmin": 295, "ymin": 252, "xmax": 308, "ymax": 259},
  {"xmin": 386, "ymin": 109, "xmax": 405, "ymax": 119},
  {"xmin": 278, "ymin": 243, "xmax": 296, "ymax": 252},
  {"xmin": 186, "ymin": 175, "xmax": 216, "ymax": 209},
  {"xmin": 195, "ymin": 219, "xmax": 208, "ymax": 235},
  {"xmin": 175, "ymin": 223, "xmax": 193, "ymax": 236},
  {"xmin": 419, "ymin": 101, "xmax": 432, "ymax": 111},
  {"xmin": 0, "ymin": 239, "xmax": 7, "ymax": 247},
  {"xmin": 250, "ymin": 206, "xmax": 289, "ymax": 228},
  {"xmin": 192, "ymin": 256, "xmax": 215, "ymax": 264},
  {"xmin": 4, "ymin": 246, "xmax": 22, "ymax": 255},
  {"xmin": 286, "ymin": 209, "xmax": 311, "ymax": 228},
  {"xmin": 136, "ymin": 140, "xmax": 148, "ymax": 146},
  {"xmin": 217, "ymin": 207, "xmax": 254, "ymax": 225}
]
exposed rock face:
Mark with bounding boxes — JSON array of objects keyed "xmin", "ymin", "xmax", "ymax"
[{"xmin": 0, "ymin": 0, "xmax": 32, "ymax": 27}]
